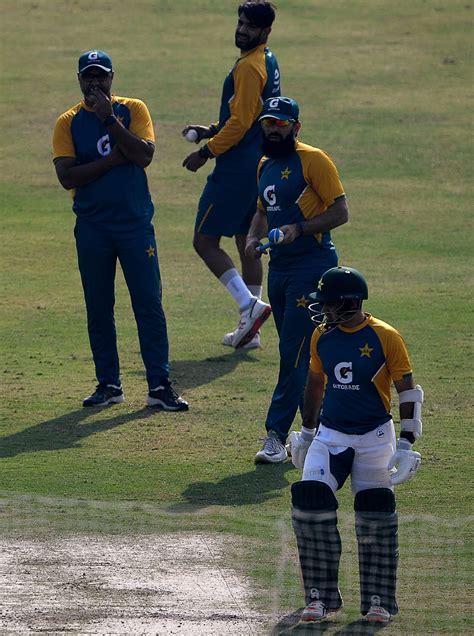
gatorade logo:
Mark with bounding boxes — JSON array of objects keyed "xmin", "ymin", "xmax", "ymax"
[
  {"xmin": 88, "ymin": 51, "xmax": 99, "ymax": 60},
  {"xmin": 335, "ymin": 362, "xmax": 352, "ymax": 384},
  {"xmin": 268, "ymin": 98, "xmax": 280, "ymax": 109},
  {"xmin": 263, "ymin": 185, "xmax": 276, "ymax": 206},
  {"xmin": 97, "ymin": 134, "xmax": 111, "ymax": 156},
  {"xmin": 333, "ymin": 361, "xmax": 360, "ymax": 391}
]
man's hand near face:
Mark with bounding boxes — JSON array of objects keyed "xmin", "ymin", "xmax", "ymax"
[{"xmin": 89, "ymin": 87, "xmax": 113, "ymax": 121}]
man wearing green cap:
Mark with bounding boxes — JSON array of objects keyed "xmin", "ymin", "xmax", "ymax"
[
  {"xmin": 245, "ymin": 96, "xmax": 349, "ymax": 464},
  {"xmin": 52, "ymin": 50, "xmax": 188, "ymax": 411}
]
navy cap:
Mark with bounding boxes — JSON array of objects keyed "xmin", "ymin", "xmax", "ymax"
[
  {"xmin": 259, "ymin": 96, "xmax": 299, "ymax": 122},
  {"xmin": 78, "ymin": 50, "xmax": 113, "ymax": 74}
]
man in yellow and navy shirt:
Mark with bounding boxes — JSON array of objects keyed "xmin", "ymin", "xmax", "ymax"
[
  {"xmin": 52, "ymin": 50, "xmax": 188, "ymax": 411},
  {"xmin": 182, "ymin": 1, "xmax": 280, "ymax": 350},
  {"xmin": 245, "ymin": 96, "xmax": 349, "ymax": 464},
  {"xmin": 289, "ymin": 266, "xmax": 423, "ymax": 625}
]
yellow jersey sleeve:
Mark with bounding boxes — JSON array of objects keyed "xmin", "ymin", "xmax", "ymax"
[
  {"xmin": 372, "ymin": 319, "xmax": 412, "ymax": 382},
  {"xmin": 117, "ymin": 97, "xmax": 155, "ymax": 143},
  {"xmin": 208, "ymin": 57, "xmax": 265, "ymax": 156},
  {"xmin": 52, "ymin": 104, "xmax": 81, "ymax": 159},
  {"xmin": 299, "ymin": 143, "xmax": 345, "ymax": 208},
  {"xmin": 309, "ymin": 327, "xmax": 324, "ymax": 374},
  {"xmin": 257, "ymin": 156, "xmax": 267, "ymax": 212}
]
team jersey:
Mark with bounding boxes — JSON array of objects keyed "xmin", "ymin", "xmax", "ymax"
[
  {"xmin": 257, "ymin": 141, "xmax": 345, "ymax": 272},
  {"xmin": 52, "ymin": 96, "xmax": 155, "ymax": 230},
  {"xmin": 207, "ymin": 44, "xmax": 280, "ymax": 173},
  {"xmin": 309, "ymin": 314, "xmax": 412, "ymax": 434}
]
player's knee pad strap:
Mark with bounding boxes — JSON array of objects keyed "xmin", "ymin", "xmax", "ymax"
[
  {"xmin": 291, "ymin": 480, "xmax": 338, "ymax": 512},
  {"xmin": 354, "ymin": 488, "xmax": 396, "ymax": 514}
]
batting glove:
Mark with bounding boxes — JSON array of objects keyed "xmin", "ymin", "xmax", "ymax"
[
  {"xmin": 388, "ymin": 438, "xmax": 422, "ymax": 486},
  {"xmin": 287, "ymin": 430, "xmax": 315, "ymax": 469}
]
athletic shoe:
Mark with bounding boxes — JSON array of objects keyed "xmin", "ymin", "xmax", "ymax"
[
  {"xmin": 365, "ymin": 596, "xmax": 391, "ymax": 624},
  {"xmin": 255, "ymin": 430, "xmax": 288, "ymax": 464},
  {"xmin": 300, "ymin": 599, "xmax": 327, "ymax": 623},
  {"xmin": 222, "ymin": 330, "xmax": 261, "ymax": 349},
  {"xmin": 83, "ymin": 384, "xmax": 124, "ymax": 407},
  {"xmin": 232, "ymin": 298, "xmax": 271, "ymax": 349},
  {"xmin": 147, "ymin": 383, "xmax": 189, "ymax": 411}
]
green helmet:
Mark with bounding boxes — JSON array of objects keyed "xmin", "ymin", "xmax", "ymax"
[{"xmin": 310, "ymin": 266, "xmax": 368, "ymax": 303}]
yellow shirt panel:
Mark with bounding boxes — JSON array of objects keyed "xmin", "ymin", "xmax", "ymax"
[{"xmin": 207, "ymin": 46, "xmax": 267, "ymax": 156}]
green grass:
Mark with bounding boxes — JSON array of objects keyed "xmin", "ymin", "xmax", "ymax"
[{"xmin": 0, "ymin": 0, "xmax": 473, "ymax": 632}]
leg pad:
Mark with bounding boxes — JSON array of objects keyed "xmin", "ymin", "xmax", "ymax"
[
  {"xmin": 354, "ymin": 489, "xmax": 398, "ymax": 616},
  {"xmin": 292, "ymin": 480, "xmax": 338, "ymax": 512}
]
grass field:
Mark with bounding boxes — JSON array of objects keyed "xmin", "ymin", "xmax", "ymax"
[{"xmin": 0, "ymin": 0, "xmax": 473, "ymax": 633}]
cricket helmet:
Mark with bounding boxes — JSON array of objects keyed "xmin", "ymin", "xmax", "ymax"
[
  {"xmin": 309, "ymin": 266, "xmax": 368, "ymax": 329},
  {"xmin": 310, "ymin": 266, "xmax": 368, "ymax": 304}
]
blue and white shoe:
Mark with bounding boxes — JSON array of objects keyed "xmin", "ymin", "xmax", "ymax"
[{"xmin": 83, "ymin": 384, "xmax": 124, "ymax": 407}]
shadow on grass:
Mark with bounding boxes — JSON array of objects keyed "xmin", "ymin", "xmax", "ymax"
[
  {"xmin": 0, "ymin": 407, "xmax": 155, "ymax": 458},
  {"xmin": 1, "ymin": 352, "xmax": 255, "ymax": 458},
  {"xmin": 271, "ymin": 611, "xmax": 388, "ymax": 634},
  {"xmin": 129, "ymin": 350, "xmax": 258, "ymax": 391},
  {"xmin": 168, "ymin": 461, "xmax": 294, "ymax": 511}
]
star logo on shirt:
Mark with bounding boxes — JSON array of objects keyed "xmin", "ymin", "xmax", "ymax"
[
  {"xmin": 359, "ymin": 342, "xmax": 374, "ymax": 357},
  {"xmin": 146, "ymin": 245, "xmax": 155, "ymax": 258},
  {"xmin": 296, "ymin": 295, "xmax": 308, "ymax": 308},
  {"xmin": 281, "ymin": 167, "xmax": 291, "ymax": 180}
]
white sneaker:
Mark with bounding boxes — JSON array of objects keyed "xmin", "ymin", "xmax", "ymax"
[
  {"xmin": 300, "ymin": 599, "xmax": 327, "ymax": 623},
  {"xmin": 365, "ymin": 596, "xmax": 391, "ymax": 624},
  {"xmin": 255, "ymin": 431, "xmax": 288, "ymax": 464},
  {"xmin": 222, "ymin": 330, "xmax": 261, "ymax": 349},
  {"xmin": 232, "ymin": 298, "xmax": 271, "ymax": 349}
]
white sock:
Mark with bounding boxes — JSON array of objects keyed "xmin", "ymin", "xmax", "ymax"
[
  {"xmin": 219, "ymin": 268, "xmax": 253, "ymax": 311},
  {"xmin": 247, "ymin": 284, "xmax": 262, "ymax": 299}
]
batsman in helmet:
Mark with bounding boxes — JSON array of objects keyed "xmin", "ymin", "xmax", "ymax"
[{"xmin": 288, "ymin": 266, "xmax": 423, "ymax": 624}]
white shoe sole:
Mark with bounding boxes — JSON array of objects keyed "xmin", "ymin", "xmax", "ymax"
[
  {"xmin": 83, "ymin": 394, "xmax": 124, "ymax": 407},
  {"xmin": 146, "ymin": 396, "xmax": 189, "ymax": 411},
  {"xmin": 254, "ymin": 452, "xmax": 288, "ymax": 464},
  {"xmin": 234, "ymin": 305, "xmax": 272, "ymax": 348}
]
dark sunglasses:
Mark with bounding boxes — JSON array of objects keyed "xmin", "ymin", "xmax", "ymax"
[
  {"xmin": 261, "ymin": 117, "xmax": 294, "ymax": 128},
  {"xmin": 80, "ymin": 71, "xmax": 111, "ymax": 81}
]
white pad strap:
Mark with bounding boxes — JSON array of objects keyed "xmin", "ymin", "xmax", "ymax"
[
  {"xmin": 399, "ymin": 384, "xmax": 423, "ymax": 440},
  {"xmin": 400, "ymin": 418, "xmax": 422, "ymax": 439}
]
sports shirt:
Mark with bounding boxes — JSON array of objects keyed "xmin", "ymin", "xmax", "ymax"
[
  {"xmin": 52, "ymin": 96, "xmax": 155, "ymax": 230},
  {"xmin": 207, "ymin": 44, "xmax": 280, "ymax": 172},
  {"xmin": 257, "ymin": 141, "xmax": 345, "ymax": 272},
  {"xmin": 309, "ymin": 314, "xmax": 412, "ymax": 434}
]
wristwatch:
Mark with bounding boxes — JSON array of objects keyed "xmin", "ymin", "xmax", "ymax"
[
  {"xmin": 103, "ymin": 114, "xmax": 117, "ymax": 127},
  {"xmin": 198, "ymin": 145, "xmax": 215, "ymax": 159}
]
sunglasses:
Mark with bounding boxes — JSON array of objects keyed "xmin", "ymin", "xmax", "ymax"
[
  {"xmin": 80, "ymin": 71, "xmax": 111, "ymax": 81},
  {"xmin": 261, "ymin": 117, "xmax": 294, "ymax": 128}
]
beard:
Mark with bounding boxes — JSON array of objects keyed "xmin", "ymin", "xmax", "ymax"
[
  {"xmin": 262, "ymin": 133, "xmax": 297, "ymax": 158},
  {"xmin": 235, "ymin": 31, "xmax": 262, "ymax": 51}
]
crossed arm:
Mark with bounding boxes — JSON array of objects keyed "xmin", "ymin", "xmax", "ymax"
[{"xmin": 54, "ymin": 89, "xmax": 154, "ymax": 190}]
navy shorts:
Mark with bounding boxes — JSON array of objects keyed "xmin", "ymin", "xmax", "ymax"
[{"xmin": 195, "ymin": 170, "xmax": 258, "ymax": 237}]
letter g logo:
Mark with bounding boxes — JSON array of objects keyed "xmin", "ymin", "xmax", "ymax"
[
  {"xmin": 335, "ymin": 362, "xmax": 353, "ymax": 384},
  {"xmin": 97, "ymin": 134, "xmax": 111, "ymax": 156},
  {"xmin": 263, "ymin": 185, "xmax": 276, "ymax": 206}
]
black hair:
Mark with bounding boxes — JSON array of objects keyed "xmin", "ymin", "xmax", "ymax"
[{"xmin": 238, "ymin": 1, "xmax": 276, "ymax": 28}]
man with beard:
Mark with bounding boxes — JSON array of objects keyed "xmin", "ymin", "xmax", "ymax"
[
  {"xmin": 182, "ymin": 1, "xmax": 280, "ymax": 349},
  {"xmin": 245, "ymin": 96, "xmax": 349, "ymax": 463},
  {"xmin": 52, "ymin": 50, "xmax": 188, "ymax": 411}
]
